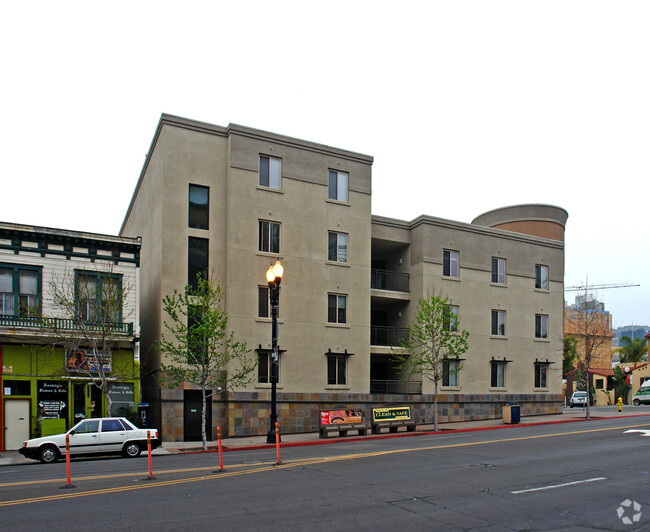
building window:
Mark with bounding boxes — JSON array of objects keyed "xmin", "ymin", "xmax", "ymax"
[
  {"xmin": 492, "ymin": 257, "xmax": 506, "ymax": 284},
  {"xmin": 442, "ymin": 359, "xmax": 459, "ymax": 387},
  {"xmin": 491, "ymin": 310, "xmax": 506, "ymax": 336},
  {"xmin": 328, "ymin": 232, "xmax": 348, "ymax": 263},
  {"xmin": 260, "ymin": 155, "xmax": 281, "ymax": 189},
  {"xmin": 75, "ymin": 271, "xmax": 122, "ymax": 323},
  {"xmin": 535, "ymin": 264, "xmax": 549, "ymax": 290},
  {"xmin": 188, "ymin": 237, "xmax": 209, "ymax": 289},
  {"xmin": 491, "ymin": 361, "xmax": 506, "ymax": 388},
  {"xmin": 327, "ymin": 354, "xmax": 347, "ymax": 385},
  {"xmin": 444, "ymin": 305, "xmax": 459, "ymax": 332},
  {"xmin": 258, "ymin": 286, "xmax": 269, "ymax": 318},
  {"xmin": 259, "ymin": 221, "xmax": 280, "ymax": 254},
  {"xmin": 534, "ymin": 362, "xmax": 548, "ymax": 388},
  {"xmin": 328, "ymin": 294, "xmax": 347, "ymax": 324},
  {"xmin": 0, "ymin": 265, "xmax": 41, "ymax": 317},
  {"xmin": 535, "ymin": 314, "xmax": 549, "ymax": 339},
  {"xmin": 328, "ymin": 170, "xmax": 348, "ymax": 202},
  {"xmin": 257, "ymin": 351, "xmax": 279, "ymax": 384},
  {"xmin": 188, "ymin": 184, "xmax": 209, "ymax": 230},
  {"xmin": 187, "ymin": 305, "xmax": 207, "ymax": 364},
  {"xmin": 443, "ymin": 250, "xmax": 459, "ymax": 278}
]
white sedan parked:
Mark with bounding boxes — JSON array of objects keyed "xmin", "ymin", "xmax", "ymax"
[{"xmin": 19, "ymin": 417, "xmax": 160, "ymax": 463}]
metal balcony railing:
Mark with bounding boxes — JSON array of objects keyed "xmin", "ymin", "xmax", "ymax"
[
  {"xmin": 370, "ymin": 380, "xmax": 422, "ymax": 394},
  {"xmin": 371, "ymin": 269, "xmax": 410, "ymax": 292},
  {"xmin": 0, "ymin": 314, "xmax": 134, "ymax": 335},
  {"xmin": 371, "ymin": 325, "xmax": 409, "ymax": 347}
]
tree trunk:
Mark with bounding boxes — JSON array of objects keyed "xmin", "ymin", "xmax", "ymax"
[
  {"xmin": 201, "ymin": 387, "xmax": 207, "ymax": 451},
  {"xmin": 585, "ymin": 353, "xmax": 591, "ymax": 420},
  {"xmin": 433, "ymin": 379, "xmax": 439, "ymax": 431}
]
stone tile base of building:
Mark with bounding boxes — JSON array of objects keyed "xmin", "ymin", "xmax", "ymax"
[{"xmin": 159, "ymin": 390, "xmax": 563, "ymax": 441}]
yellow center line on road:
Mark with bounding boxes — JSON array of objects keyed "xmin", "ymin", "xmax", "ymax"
[{"xmin": 1, "ymin": 420, "xmax": 647, "ymax": 507}]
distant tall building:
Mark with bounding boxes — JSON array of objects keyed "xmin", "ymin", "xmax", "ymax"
[{"xmin": 613, "ymin": 325, "xmax": 650, "ymax": 348}]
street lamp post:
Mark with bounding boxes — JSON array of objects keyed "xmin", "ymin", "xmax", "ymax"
[{"xmin": 266, "ymin": 260, "xmax": 283, "ymax": 443}]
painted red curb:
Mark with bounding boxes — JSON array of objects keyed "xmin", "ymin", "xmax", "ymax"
[{"xmin": 175, "ymin": 413, "xmax": 650, "ymax": 454}]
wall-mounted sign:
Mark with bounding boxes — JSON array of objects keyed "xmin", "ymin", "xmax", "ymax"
[
  {"xmin": 67, "ymin": 350, "xmax": 112, "ymax": 373},
  {"xmin": 37, "ymin": 380, "xmax": 68, "ymax": 420},
  {"xmin": 320, "ymin": 410, "xmax": 363, "ymax": 425},
  {"xmin": 372, "ymin": 406, "xmax": 411, "ymax": 422}
]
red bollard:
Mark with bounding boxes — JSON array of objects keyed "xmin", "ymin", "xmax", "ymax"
[
  {"xmin": 62, "ymin": 434, "xmax": 75, "ymax": 489},
  {"xmin": 217, "ymin": 426, "xmax": 224, "ymax": 471},
  {"xmin": 146, "ymin": 430, "xmax": 155, "ymax": 480},
  {"xmin": 275, "ymin": 422, "xmax": 281, "ymax": 465}
]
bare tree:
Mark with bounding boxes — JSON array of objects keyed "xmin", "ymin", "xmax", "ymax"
[
  {"xmin": 42, "ymin": 264, "xmax": 136, "ymax": 417},
  {"xmin": 156, "ymin": 274, "xmax": 256, "ymax": 450},
  {"xmin": 392, "ymin": 293, "xmax": 469, "ymax": 431},
  {"xmin": 564, "ymin": 286, "xmax": 612, "ymax": 418}
]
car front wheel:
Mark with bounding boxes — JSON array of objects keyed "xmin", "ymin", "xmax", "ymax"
[
  {"xmin": 39, "ymin": 445, "xmax": 60, "ymax": 464},
  {"xmin": 123, "ymin": 442, "xmax": 142, "ymax": 458}
]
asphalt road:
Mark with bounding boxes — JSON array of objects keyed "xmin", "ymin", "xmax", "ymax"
[{"xmin": 1, "ymin": 415, "xmax": 650, "ymax": 531}]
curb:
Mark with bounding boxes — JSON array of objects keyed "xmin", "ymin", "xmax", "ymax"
[{"xmin": 175, "ymin": 413, "xmax": 650, "ymax": 454}]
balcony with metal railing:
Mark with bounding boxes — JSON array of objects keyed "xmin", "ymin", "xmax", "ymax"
[
  {"xmin": 370, "ymin": 379, "xmax": 422, "ymax": 394},
  {"xmin": 371, "ymin": 268, "xmax": 410, "ymax": 293},
  {"xmin": 371, "ymin": 325, "xmax": 409, "ymax": 347},
  {"xmin": 0, "ymin": 314, "xmax": 134, "ymax": 335}
]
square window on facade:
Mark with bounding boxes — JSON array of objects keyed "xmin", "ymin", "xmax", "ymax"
[
  {"xmin": 491, "ymin": 257, "xmax": 506, "ymax": 284},
  {"xmin": 491, "ymin": 310, "xmax": 506, "ymax": 336},
  {"xmin": 188, "ymin": 184, "xmax": 209, "ymax": 230},
  {"xmin": 0, "ymin": 267, "xmax": 14, "ymax": 315},
  {"xmin": 258, "ymin": 352, "xmax": 279, "ymax": 384},
  {"xmin": 534, "ymin": 363, "xmax": 548, "ymax": 388},
  {"xmin": 188, "ymin": 237, "xmax": 209, "ymax": 289},
  {"xmin": 259, "ymin": 221, "xmax": 280, "ymax": 254},
  {"xmin": 443, "ymin": 250, "xmax": 459, "ymax": 278},
  {"xmin": 491, "ymin": 361, "xmax": 505, "ymax": 388},
  {"xmin": 327, "ymin": 355, "xmax": 347, "ymax": 385},
  {"xmin": 328, "ymin": 293, "xmax": 347, "ymax": 324},
  {"xmin": 328, "ymin": 231, "xmax": 348, "ymax": 262},
  {"xmin": 442, "ymin": 359, "xmax": 459, "ymax": 387},
  {"xmin": 75, "ymin": 271, "xmax": 122, "ymax": 323},
  {"xmin": 444, "ymin": 305, "xmax": 459, "ymax": 332},
  {"xmin": 260, "ymin": 155, "xmax": 281, "ymax": 189},
  {"xmin": 535, "ymin": 264, "xmax": 549, "ymax": 290},
  {"xmin": 328, "ymin": 170, "xmax": 348, "ymax": 202},
  {"xmin": 535, "ymin": 314, "xmax": 548, "ymax": 339}
]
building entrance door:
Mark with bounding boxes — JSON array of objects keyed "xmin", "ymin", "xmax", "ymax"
[
  {"xmin": 4, "ymin": 399, "xmax": 30, "ymax": 450},
  {"xmin": 184, "ymin": 390, "xmax": 211, "ymax": 441}
]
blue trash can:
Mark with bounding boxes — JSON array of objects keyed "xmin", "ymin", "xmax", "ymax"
[{"xmin": 510, "ymin": 403, "xmax": 520, "ymax": 424}]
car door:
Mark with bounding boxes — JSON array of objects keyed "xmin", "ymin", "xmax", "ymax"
[
  {"xmin": 68, "ymin": 419, "xmax": 100, "ymax": 455},
  {"xmin": 99, "ymin": 419, "xmax": 128, "ymax": 452}
]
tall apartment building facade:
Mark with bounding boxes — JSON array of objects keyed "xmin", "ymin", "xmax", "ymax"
[
  {"xmin": 0, "ymin": 223, "xmax": 141, "ymax": 450},
  {"xmin": 121, "ymin": 114, "xmax": 567, "ymax": 441}
]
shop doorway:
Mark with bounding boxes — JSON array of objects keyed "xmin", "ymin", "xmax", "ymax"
[
  {"xmin": 72, "ymin": 383, "xmax": 104, "ymax": 422},
  {"xmin": 4, "ymin": 399, "xmax": 30, "ymax": 450},
  {"xmin": 184, "ymin": 390, "xmax": 211, "ymax": 441}
]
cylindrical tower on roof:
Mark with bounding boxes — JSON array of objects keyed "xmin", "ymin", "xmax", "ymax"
[{"xmin": 471, "ymin": 204, "xmax": 568, "ymax": 242}]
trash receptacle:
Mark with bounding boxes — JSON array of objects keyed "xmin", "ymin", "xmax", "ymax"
[{"xmin": 510, "ymin": 403, "xmax": 520, "ymax": 424}]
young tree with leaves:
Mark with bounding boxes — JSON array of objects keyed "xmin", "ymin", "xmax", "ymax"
[
  {"xmin": 157, "ymin": 274, "xmax": 256, "ymax": 450},
  {"xmin": 393, "ymin": 293, "xmax": 469, "ymax": 431},
  {"xmin": 43, "ymin": 265, "xmax": 136, "ymax": 417}
]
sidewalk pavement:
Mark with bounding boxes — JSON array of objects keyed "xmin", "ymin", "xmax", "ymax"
[{"xmin": 2, "ymin": 407, "xmax": 648, "ymax": 466}]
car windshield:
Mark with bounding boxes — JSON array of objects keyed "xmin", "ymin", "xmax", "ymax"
[{"xmin": 574, "ymin": 392, "xmax": 587, "ymax": 397}]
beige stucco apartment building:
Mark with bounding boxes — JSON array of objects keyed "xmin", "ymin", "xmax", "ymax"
[{"xmin": 121, "ymin": 114, "xmax": 568, "ymax": 441}]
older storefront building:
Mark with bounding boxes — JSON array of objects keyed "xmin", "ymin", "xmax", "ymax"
[{"xmin": 0, "ymin": 223, "xmax": 141, "ymax": 450}]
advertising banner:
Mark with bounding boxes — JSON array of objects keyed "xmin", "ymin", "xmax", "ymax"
[
  {"xmin": 372, "ymin": 406, "xmax": 411, "ymax": 422},
  {"xmin": 320, "ymin": 409, "xmax": 363, "ymax": 425},
  {"xmin": 37, "ymin": 380, "xmax": 68, "ymax": 420},
  {"xmin": 67, "ymin": 349, "xmax": 112, "ymax": 373}
]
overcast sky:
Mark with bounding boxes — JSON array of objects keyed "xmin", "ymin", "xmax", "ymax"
[{"xmin": 2, "ymin": 1, "xmax": 648, "ymax": 328}]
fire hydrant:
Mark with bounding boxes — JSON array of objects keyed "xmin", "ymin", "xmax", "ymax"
[{"xmin": 617, "ymin": 397, "xmax": 623, "ymax": 412}]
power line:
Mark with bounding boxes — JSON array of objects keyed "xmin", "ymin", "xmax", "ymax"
[{"xmin": 564, "ymin": 283, "xmax": 640, "ymax": 292}]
